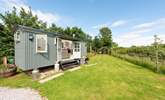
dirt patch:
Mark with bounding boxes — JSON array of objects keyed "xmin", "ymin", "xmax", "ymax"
[{"xmin": 159, "ymin": 77, "xmax": 165, "ymax": 81}]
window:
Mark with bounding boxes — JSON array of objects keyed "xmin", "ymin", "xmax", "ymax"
[
  {"xmin": 14, "ymin": 31, "xmax": 21, "ymax": 42},
  {"xmin": 74, "ymin": 42, "xmax": 80, "ymax": 52},
  {"xmin": 36, "ymin": 34, "xmax": 47, "ymax": 53}
]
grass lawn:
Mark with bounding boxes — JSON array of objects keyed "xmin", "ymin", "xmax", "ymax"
[{"xmin": 0, "ymin": 55, "xmax": 165, "ymax": 100}]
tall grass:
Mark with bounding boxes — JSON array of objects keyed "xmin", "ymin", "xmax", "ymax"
[{"xmin": 112, "ymin": 53, "xmax": 165, "ymax": 74}]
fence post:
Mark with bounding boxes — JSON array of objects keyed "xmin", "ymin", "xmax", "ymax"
[{"xmin": 154, "ymin": 35, "xmax": 159, "ymax": 73}]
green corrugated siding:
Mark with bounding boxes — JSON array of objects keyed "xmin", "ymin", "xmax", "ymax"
[
  {"xmin": 15, "ymin": 26, "xmax": 86, "ymax": 70},
  {"xmin": 81, "ymin": 42, "xmax": 87, "ymax": 57},
  {"xmin": 15, "ymin": 30, "xmax": 57, "ymax": 70},
  {"xmin": 15, "ymin": 30, "xmax": 26, "ymax": 70}
]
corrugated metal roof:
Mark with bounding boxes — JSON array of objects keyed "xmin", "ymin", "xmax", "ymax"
[{"xmin": 16, "ymin": 25, "xmax": 82, "ymax": 41}]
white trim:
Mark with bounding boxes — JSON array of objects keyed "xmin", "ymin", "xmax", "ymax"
[
  {"xmin": 56, "ymin": 38, "xmax": 59, "ymax": 62},
  {"xmin": 72, "ymin": 42, "xmax": 81, "ymax": 59},
  {"xmin": 54, "ymin": 37, "xmax": 57, "ymax": 44},
  {"xmin": 56, "ymin": 38, "xmax": 62, "ymax": 62},
  {"xmin": 14, "ymin": 31, "xmax": 21, "ymax": 42},
  {"xmin": 36, "ymin": 34, "xmax": 48, "ymax": 53},
  {"xmin": 74, "ymin": 42, "xmax": 80, "ymax": 52}
]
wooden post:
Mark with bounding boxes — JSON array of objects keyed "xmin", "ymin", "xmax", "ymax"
[
  {"xmin": 32, "ymin": 69, "xmax": 40, "ymax": 80},
  {"xmin": 54, "ymin": 62, "xmax": 60, "ymax": 72},
  {"xmin": 2, "ymin": 56, "xmax": 7, "ymax": 66},
  {"xmin": 154, "ymin": 35, "xmax": 159, "ymax": 73}
]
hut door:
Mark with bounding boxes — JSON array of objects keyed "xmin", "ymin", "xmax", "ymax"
[{"xmin": 73, "ymin": 42, "xmax": 81, "ymax": 58}]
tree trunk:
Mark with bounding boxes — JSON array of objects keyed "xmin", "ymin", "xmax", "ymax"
[{"xmin": 3, "ymin": 56, "xmax": 7, "ymax": 66}]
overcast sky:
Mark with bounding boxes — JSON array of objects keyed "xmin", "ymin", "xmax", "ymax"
[{"xmin": 0, "ymin": 0, "xmax": 165, "ymax": 47}]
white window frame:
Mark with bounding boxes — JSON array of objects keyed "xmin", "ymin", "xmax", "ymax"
[
  {"xmin": 36, "ymin": 34, "xmax": 48, "ymax": 53},
  {"xmin": 74, "ymin": 42, "xmax": 80, "ymax": 52}
]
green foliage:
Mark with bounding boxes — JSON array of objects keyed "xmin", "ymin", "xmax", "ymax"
[
  {"xmin": 47, "ymin": 23, "xmax": 64, "ymax": 34},
  {"xmin": 0, "ymin": 64, "xmax": 15, "ymax": 72},
  {"xmin": 68, "ymin": 27, "xmax": 86, "ymax": 40},
  {"xmin": 112, "ymin": 46, "xmax": 165, "ymax": 61},
  {"xmin": 0, "ymin": 7, "xmax": 92, "ymax": 59},
  {"xmin": 112, "ymin": 45, "xmax": 165, "ymax": 73},
  {"xmin": 48, "ymin": 24, "xmax": 92, "ymax": 52},
  {"xmin": 85, "ymin": 34, "xmax": 92, "ymax": 52},
  {"xmin": 112, "ymin": 54, "xmax": 156, "ymax": 71},
  {"xmin": 90, "ymin": 27, "xmax": 117, "ymax": 53},
  {"xmin": 0, "ymin": 64, "xmax": 8, "ymax": 71},
  {"xmin": 0, "ymin": 7, "xmax": 47, "ymax": 59},
  {"xmin": 1, "ymin": 7, "xmax": 120, "ymax": 56},
  {"xmin": 92, "ymin": 36, "xmax": 101, "ymax": 52},
  {"xmin": 99, "ymin": 27, "xmax": 112, "ymax": 48},
  {"xmin": 112, "ymin": 42, "xmax": 118, "ymax": 48},
  {"xmin": 48, "ymin": 24, "xmax": 88, "ymax": 41}
]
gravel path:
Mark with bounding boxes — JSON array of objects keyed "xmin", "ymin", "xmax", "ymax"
[{"xmin": 0, "ymin": 87, "xmax": 46, "ymax": 100}]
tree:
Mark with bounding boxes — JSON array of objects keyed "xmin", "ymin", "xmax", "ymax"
[
  {"xmin": 112, "ymin": 42, "xmax": 118, "ymax": 48},
  {"xmin": 85, "ymin": 34, "xmax": 92, "ymax": 52},
  {"xmin": 0, "ymin": 7, "xmax": 19, "ymax": 65},
  {"xmin": 63, "ymin": 26, "xmax": 92, "ymax": 52},
  {"xmin": 153, "ymin": 35, "xmax": 163, "ymax": 73},
  {"xmin": 99, "ymin": 27, "xmax": 112, "ymax": 48},
  {"xmin": 92, "ymin": 36, "xmax": 101, "ymax": 52},
  {"xmin": 0, "ymin": 24, "xmax": 7, "ymax": 65},
  {"xmin": 70, "ymin": 27, "xmax": 86, "ymax": 40},
  {"xmin": 0, "ymin": 7, "xmax": 46, "ymax": 64},
  {"xmin": 98, "ymin": 27, "xmax": 113, "ymax": 54},
  {"xmin": 62, "ymin": 26, "xmax": 87, "ymax": 41},
  {"xmin": 0, "ymin": 6, "xmax": 92, "ymax": 65},
  {"xmin": 48, "ymin": 23, "xmax": 64, "ymax": 35}
]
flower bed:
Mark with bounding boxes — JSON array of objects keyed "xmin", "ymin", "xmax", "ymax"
[{"xmin": 0, "ymin": 64, "xmax": 17, "ymax": 78}]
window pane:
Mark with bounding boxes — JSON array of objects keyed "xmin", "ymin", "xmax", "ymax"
[
  {"xmin": 74, "ymin": 42, "xmax": 80, "ymax": 52},
  {"xmin": 36, "ymin": 34, "xmax": 47, "ymax": 53}
]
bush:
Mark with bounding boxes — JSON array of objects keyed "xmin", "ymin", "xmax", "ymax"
[
  {"xmin": 87, "ymin": 53, "xmax": 96, "ymax": 58},
  {"xmin": 0, "ymin": 64, "xmax": 8, "ymax": 72},
  {"xmin": 111, "ymin": 45, "xmax": 165, "ymax": 74},
  {"xmin": 0, "ymin": 64, "xmax": 16, "ymax": 72},
  {"xmin": 112, "ymin": 53, "xmax": 165, "ymax": 74}
]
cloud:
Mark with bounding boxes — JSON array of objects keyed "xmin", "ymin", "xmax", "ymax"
[
  {"xmin": 116, "ymin": 28, "xmax": 151, "ymax": 42},
  {"xmin": 114, "ymin": 29, "xmax": 164, "ymax": 47},
  {"xmin": 116, "ymin": 34, "xmax": 165, "ymax": 47},
  {"xmin": 114, "ymin": 36, "xmax": 153, "ymax": 47},
  {"xmin": 92, "ymin": 23, "xmax": 109, "ymax": 29},
  {"xmin": 0, "ymin": 0, "xmax": 61, "ymax": 25},
  {"xmin": 114, "ymin": 17, "xmax": 165, "ymax": 47},
  {"xmin": 33, "ymin": 10, "xmax": 60, "ymax": 25},
  {"xmin": 92, "ymin": 20, "xmax": 127, "ymax": 29},
  {"xmin": 110, "ymin": 20, "xmax": 127, "ymax": 28},
  {"xmin": 133, "ymin": 22, "xmax": 155, "ymax": 29},
  {"xmin": 133, "ymin": 18, "xmax": 165, "ymax": 29}
]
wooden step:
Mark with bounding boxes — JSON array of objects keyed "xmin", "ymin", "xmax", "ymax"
[{"xmin": 59, "ymin": 59, "xmax": 80, "ymax": 70}]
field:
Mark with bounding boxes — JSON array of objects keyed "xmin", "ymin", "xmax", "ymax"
[
  {"xmin": 0, "ymin": 55, "xmax": 165, "ymax": 100},
  {"xmin": 112, "ymin": 46, "xmax": 165, "ymax": 73}
]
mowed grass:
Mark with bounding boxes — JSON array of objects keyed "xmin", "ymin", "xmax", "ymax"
[{"xmin": 1, "ymin": 55, "xmax": 165, "ymax": 100}]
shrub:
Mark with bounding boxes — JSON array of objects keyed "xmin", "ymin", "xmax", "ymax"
[
  {"xmin": 112, "ymin": 53, "xmax": 165, "ymax": 74},
  {"xmin": 0, "ymin": 64, "xmax": 16, "ymax": 72},
  {"xmin": 87, "ymin": 53, "xmax": 96, "ymax": 58},
  {"xmin": 0, "ymin": 64, "xmax": 8, "ymax": 72}
]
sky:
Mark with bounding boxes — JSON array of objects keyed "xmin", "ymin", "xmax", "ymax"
[{"xmin": 0, "ymin": 0, "xmax": 165, "ymax": 47}]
